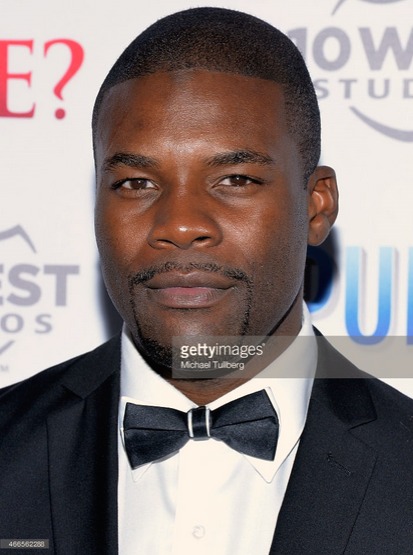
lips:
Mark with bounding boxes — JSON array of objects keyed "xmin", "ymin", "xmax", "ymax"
[{"xmin": 143, "ymin": 271, "xmax": 235, "ymax": 309}]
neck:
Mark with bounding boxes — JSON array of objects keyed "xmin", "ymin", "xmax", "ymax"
[{"xmin": 168, "ymin": 316, "xmax": 302, "ymax": 405}]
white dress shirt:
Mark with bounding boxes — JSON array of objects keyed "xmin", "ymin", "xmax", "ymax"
[{"xmin": 118, "ymin": 306, "xmax": 317, "ymax": 554}]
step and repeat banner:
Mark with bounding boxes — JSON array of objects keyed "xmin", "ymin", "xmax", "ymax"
[{"xmin": 1, "ymin": 0, "xmax": 412, "ymax": 392}]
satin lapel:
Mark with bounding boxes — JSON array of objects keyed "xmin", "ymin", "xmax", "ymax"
[
  {"xmin": 47, "ymin": 337, "xmax": 120, "ymax": 555},
  {"xmin": 269, "ymin": 338, "xmax": 378, "ymax": 555}
]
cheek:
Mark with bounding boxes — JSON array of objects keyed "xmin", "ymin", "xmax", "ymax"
[
  {"xmin": 240, "ymin": 192, "xmax": 307, "ymax": 256},
  {"xmin": 244, "ymin": 194, "xmax": 309, "ymax": 288},
  {"xmin": 95, "ymin": 201, "xmax": 138, "ymax": 322},
  {"xmin": 95, "ymin": 206, "xmax": 133, "ymax": 317},
  {"xmin": 95, "ymin": 204, "xmax": 119, "ymax": 269},
  {"xmin": 95, "ymin": 195, "xmax": 139, "ymax": 270}
]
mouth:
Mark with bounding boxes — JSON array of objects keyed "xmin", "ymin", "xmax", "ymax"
[{"xmin": 144, "ymin": 271, "xmax": 236, "ymax": 309}]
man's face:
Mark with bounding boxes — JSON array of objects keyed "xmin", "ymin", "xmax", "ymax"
[{"xmin": 94, "ymin": 70, "xmax": 312, "ymax": 366}]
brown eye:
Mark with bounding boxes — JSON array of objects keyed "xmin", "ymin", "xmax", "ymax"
[
  {"xmin": 220, "ymin": 175, "xmax": 262, "ymax": 187},
  {"xmin": 112, "ymin": 178, "xmax": 156, "ymax": 190}
]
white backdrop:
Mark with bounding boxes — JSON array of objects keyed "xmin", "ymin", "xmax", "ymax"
[{"xmin": 1, "ymin": 0, "xmax": 412, "ymax": 392}]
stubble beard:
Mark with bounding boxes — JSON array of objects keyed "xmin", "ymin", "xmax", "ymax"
[{"xmin": 127, "ymin": 261, "xmax": 254, "ymax": 377}]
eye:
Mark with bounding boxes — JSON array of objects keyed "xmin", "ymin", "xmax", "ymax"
[
  {"xmin": 219, "ymin": 174, "xmax": 263, "ymax": 187},
  {"xmin": 111, "ymin": 178, "xmax": 157, "ymax": 191}
]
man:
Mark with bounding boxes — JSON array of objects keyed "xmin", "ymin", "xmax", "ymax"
[{"xmin": 1, "ymin": 7, "xmax": 413, "ymax": 554}]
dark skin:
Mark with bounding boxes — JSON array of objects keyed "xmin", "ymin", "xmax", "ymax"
[{"xmin": 94, "ymin": 69, "xmax": 338, "ymax": 404}]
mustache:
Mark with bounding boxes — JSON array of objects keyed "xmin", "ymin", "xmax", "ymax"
[{"xmin": 128, "ymin": 261, "xmax": 252, "ymax": 286}]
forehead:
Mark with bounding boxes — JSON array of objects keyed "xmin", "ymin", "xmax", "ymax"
[{"xmin": 94, "ymin": 70, "xmax": 293, "ymax": 161}]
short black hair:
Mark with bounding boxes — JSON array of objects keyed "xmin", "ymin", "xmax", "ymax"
[{"xmin": 92, "ymin": 7, "xmax": 320, "ymax": 182}]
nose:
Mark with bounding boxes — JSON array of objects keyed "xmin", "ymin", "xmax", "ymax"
[{"xmin": 147, "ymin": 191, "xmax": 223, "ymax": 250}]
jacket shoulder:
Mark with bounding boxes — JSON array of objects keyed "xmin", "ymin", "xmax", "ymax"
[
  {"xmin": 314, "ymin": 333, "xmax": 413, "ymax": 444},
  {"xmin": 0, "ymin": 335, "xmax": 121, "ymax": 424}
]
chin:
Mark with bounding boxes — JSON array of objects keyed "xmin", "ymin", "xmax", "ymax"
[{"xmin": 135, "ymin": 334, "xmax": 174, "ymax": 375}]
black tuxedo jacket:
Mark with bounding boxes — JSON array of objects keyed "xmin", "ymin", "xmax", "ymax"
[{"xmin": 1, "ymin": 334, "xmax": 413, "ymax": 554}]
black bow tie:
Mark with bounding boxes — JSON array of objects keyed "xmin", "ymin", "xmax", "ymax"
[{"xmin": 123, "ymin": 389, "xmax": 279, "ymax": 468}]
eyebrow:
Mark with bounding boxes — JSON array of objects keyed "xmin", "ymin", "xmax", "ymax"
[
  {"xmin": 206, "ymin": 149, "xmax": 276, "ymax": 167},
  {"xmin": 102, "ymin": 148, "xmax": 276, "ymax": 173},
  {"xmin": 102, "ymin": 152, "xmax": 160, "ymax": 172}
]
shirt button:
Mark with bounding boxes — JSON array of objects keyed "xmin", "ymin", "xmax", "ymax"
[{"xmin": 192, "ymin": 525, "xmax": 206, "ymax": 539}]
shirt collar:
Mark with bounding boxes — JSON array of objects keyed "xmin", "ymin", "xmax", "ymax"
[{"xmin": 119, "ymin": 305, "xmax": 316, "ymax": 483}]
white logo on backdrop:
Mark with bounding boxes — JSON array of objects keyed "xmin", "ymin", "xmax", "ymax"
[
  {"xmin": 0, "ymin": 225, "xmax": 80, "ymax": 362},
  {"xmin": 0, "ymin": 225, "xmax": 36, "ymax": 254},
  {"xmin": 0, "ymin": 226, "xmax": 36, "ymax": 355},
  {"xmin": 335, "ymin": 0, "xmax": 412, "ymax": 140},
  {"xmin": 290, "ymin": 0, "xmax": 413, "ymax": 141},
  {"xmin": 332, "ymin": 0, "xmax": 407, "ymax": 15}
]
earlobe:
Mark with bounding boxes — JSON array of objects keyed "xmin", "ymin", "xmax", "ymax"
[{"xmin": 307, "ymin": 165, "xmax": 339, "ymax": 246}]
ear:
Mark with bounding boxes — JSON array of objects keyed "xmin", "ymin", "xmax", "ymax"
[{"xmin": 307, "ymin": 165, "xmax": 339, "ymax": 246}]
